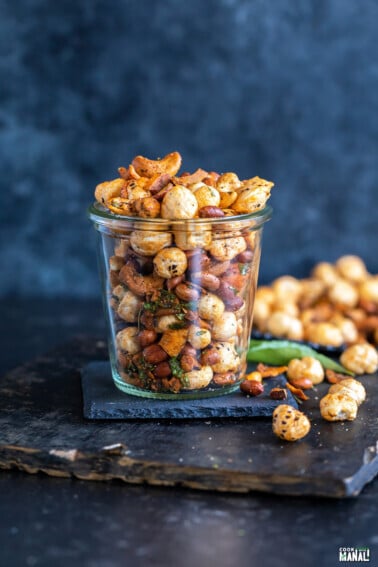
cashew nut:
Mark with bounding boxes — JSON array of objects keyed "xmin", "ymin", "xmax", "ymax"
[
  {"xmin": 132, "ymin": 152, "xmax": 182, "ymax": 177},
  {"xmin": 119, "ymin": 260, "xmax": 164, "ymax": 297},
  {"xmin": 95, "ymin": 178, "xmax": 127, "ymax": 205}
]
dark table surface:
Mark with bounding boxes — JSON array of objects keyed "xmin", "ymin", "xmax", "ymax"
[{"xmin": 1, "ymin": 298, "xmax": 377, "ymax": 567}]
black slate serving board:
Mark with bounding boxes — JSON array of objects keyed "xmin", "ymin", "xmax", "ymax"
[
  {"xmin": 0, "ymin": 337, "xmax": 377, "ymax": 498},
  {"xmin": 81, "ymin": 361, "xmax": 298, "ymax": 420}
]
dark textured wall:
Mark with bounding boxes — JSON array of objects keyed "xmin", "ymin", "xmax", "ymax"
[{"xmin": 1, "ymin": 0, "xmax": 377, "ymax": 297}]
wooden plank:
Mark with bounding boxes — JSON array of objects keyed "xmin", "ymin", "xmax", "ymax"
[{"xmin": 0, "ymin": 337, "xmax": 377, "ymax": 497}]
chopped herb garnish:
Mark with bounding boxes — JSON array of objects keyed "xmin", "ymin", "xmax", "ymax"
[
  {"xmin": 238, "ymin": 263, "xmax": 250, "ymax": 275},
  {"xmin": 169, "ymin": 357, "xmax": 184, "ymax": 379},
  {"xmin": 143, "ymin": 302, "xmax": 157, "ymax": 312},
  {"xmin": 195, "ymin": 330, "xmax": 206, "ymax": 336},
  {"xmin": 168, "ymin": 322, "xmax": 187, "ymax": 330}
]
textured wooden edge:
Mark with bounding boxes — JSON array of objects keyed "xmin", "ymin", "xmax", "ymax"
[{"xmin": 2, "ymin": 443, "xmax": 376, "ymax": 498}]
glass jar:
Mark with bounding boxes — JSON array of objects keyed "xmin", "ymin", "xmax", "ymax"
[{"xmin": 89, "ymin": 202, "xmax": 272, "ymax": 399}]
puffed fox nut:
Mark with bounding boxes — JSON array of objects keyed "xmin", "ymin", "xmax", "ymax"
[
  {"xmin": 272, "ymin": 275, "xmax": 302, "ymax": 303},
  {"xmin": 109, "ymin": 255, "xmax": 125, "ymax": 271},
  {"xmin": 183, "ymin": 366, "xmax": 214, "ymax": 389},
  {"xmin": 216, "ymin": 172, "xmax": 241, "ymax": 193},
  {"xmin": 116, "ymin": 327, "xmax": 141, "ymax": 355},
  {"xmin": 112, "ymin": 284, "xmax": 127, "ymax": 301},
  {"xmin": 266, "ymin": 312, "xmax": 304, "ymax": 341},
  {"xmin": 320, "ymin": 393, "xmax": 358, "ymax": 421},
  {"xmin": 198, "ymin": 293, "xmax": 225, "ymax": 320},
  {"xmin": 305, "ymin": 322, "xmax": 343, "ymax": 347},
  {"xmin": 174, "ymin": 229, "xmax": 212, "ymax": 251},
  {"xmin": 187, "ymin": 326, "xmax": 212, "ymax": 350},
  {"xmin": 335, "ymin": 255, "xmax": 368, "ymax": 283},
  {"xmin": 328, "ymin": 378, "xmax": 366, "ymax": 406},
  {"xmin": 311, "ymin": 262, "xmax": 339, "ymax": 287},
  {"xmin": 155, "ymin": 315, "xmax": 179, "ymax": 333},
  {"xmin": 209, "ymin": 237, "xmax": 247, "ymax": 262},
  {"xmin": 153, "ymin": 247, "xmax": 188, "ymax": 279},
  {"xmin": 359, "ymin": 277, "xmax": 378, "ymax": 304},
  {"xmin": 161, "ymin": 185, "xmax": 198, "ymax": 219},
  {"xmin": 211, "ymin": 312, "xmax": 237, "ymax": 341},
  {"xmin": 117, "ymin": 291, "xmax": 142, "ymax": 323},
  {"xmin": 211, "ymin": 342, "xmax": 240, "ymax": 373},
  {"xmin": 328, "ymin": 279, "xmax": 358, "ymax": 309},
  {"xmin": 193, "ymin": 185, "xmax": 221, "ymax": 209},
  {"xmin": 340, "ymin": 343, "xmax": 378, "ymax": 374},
  {"xmin": 233, "ymin": 186, "xmax": 271, "ymax": 213},
  {"xmin": 272, "ymin": 405, "xmax": 311, "ymax": 442},
  {"xmin": 130, "ymin": 230, "xmax": 172, "ymax": 256},
  {"xmin": 287, "ymin": 357, "xmax": 324, "ymax": 385}
]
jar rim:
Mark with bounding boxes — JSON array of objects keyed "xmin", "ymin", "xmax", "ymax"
[{"xmin": 88, "ymin": 202, "xmax": 273, "ymax": 231}]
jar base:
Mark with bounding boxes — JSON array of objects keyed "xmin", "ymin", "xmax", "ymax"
[{"xmin": 112, "ymin": 370, "xmax": 241, "ymax": 400}]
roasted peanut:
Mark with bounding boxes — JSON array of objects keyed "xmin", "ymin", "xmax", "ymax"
[
  {"xmin": 140, "ymin": 311, "xmax": 155, "ymax": 330},
  {"xmin": 175, "ymin": 283, "xmax": 200, "ymax": 301},
  {"xmin": 217, "ymin": 281, "xmax": 237, "ymax": 302},
  {"xmin": 202, "ymin": 176, "xmax": 216, "ymax": 187},
  {"xmin": 207, "ymin": 260, "xmax": 230, "ymax": 276},
  {"xmin": 240, "ymin": 380, "xmax": 264, "ymax": 396},
  {"xmin": 201, "ymin": 347, "xmax": 221, "ymax": 366},
  {"xmin": 190, "ymin": 272, "xmax": 220, "ymax": 291},
  {"xmin": 181, "ymin": 344, "xmax": 198, "ymax": 357},
  {"xmin": 224, "ymin": 296, "xmax": 244, "ymax": 312},
  {"xmin": 236, "ymin": 250, "xmax": 254, "ymax": 263},
  {"xmin": 143, "ymin": 344, "xmax": 168, "ymax": 364},
  {"xmin": 199, "ymin": 206, "xmax": 225, "ymax": 218},
  {"xmin": 153, "ymin": 361, "xmax": 172, "ymax": 379},
  {"xmin": 213, "ymin": 372, "xmax": 237, "ymax": 386},
  {"xmin": 166, "ymin": 275, "xmax": 185, "ymax": 290},
  {"xmin": 287, "ymin": 377, "xmax": 313, "ymax": 390},
  {"xmin": 269, "ymin": 388, "xmax": 288, "ymax": 400},
  {"xmin": 180, "ymin": 354, "xmax": 200, "ymax": 372},
  {"xmin": 138, "ymin": 329, "xmax": 158, "ymax": 348},
  {"xmin": 186, "ymin": 250, "xmax": 211, "ymax": 272}
]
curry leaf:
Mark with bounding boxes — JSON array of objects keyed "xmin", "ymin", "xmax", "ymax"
[{"xmin": 247, "ymin": 339, "xmax": 354, "ymax": 375}]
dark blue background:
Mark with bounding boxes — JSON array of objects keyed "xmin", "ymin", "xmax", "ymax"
[{"xmin": 1, "ymin": 0, "xmax": 377, "ymax": 297}]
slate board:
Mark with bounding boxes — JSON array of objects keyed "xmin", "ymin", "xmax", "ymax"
[
  {"xmin": 82, "ymin": 361, "xmax": 298, "ymax": 420},
  {"xmin": 0, "ymin": 337, "xmax": 377, "ymax": 498}
]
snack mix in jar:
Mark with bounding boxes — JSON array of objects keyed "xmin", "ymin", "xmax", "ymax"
[{"xmin": 89, "ymin": 151, "xmax": 274, "ymax": 398}]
